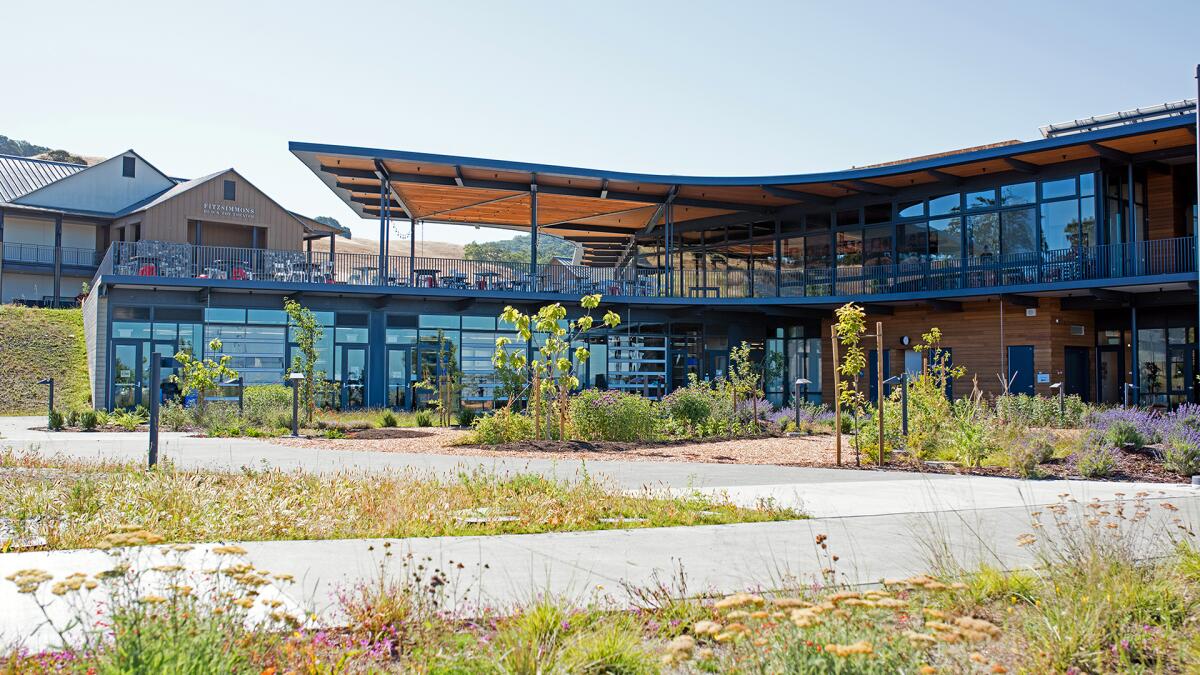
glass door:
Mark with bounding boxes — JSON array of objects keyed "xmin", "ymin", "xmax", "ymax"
[
  {"xmin": 340, "ymin": 346, "xmax": 367, "ymax": 409},
  {"xmin": 1097, "ymin": 346, "xmax": 1124, "ymax": 405},
  {"xmin": 387, "ymin": 347, "xmax": 410, "ymax": 409},
  {"xmin": 1167, "ymin": 344, "xmax": 1196, "ymax": 406},
  {"xmin": 111, "ymin": 340, "xmax": 144, "ymax": 409}
]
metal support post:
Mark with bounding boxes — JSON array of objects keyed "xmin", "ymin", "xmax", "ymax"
[
  {"xmin": 530, "ymin": 185, "xmax": 539, "ymax": 291},
  {"xmin": 148, "ymin": 359, "xmax": 161, "ymax": 468}
]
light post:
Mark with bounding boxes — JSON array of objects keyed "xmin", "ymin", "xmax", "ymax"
[
  {"xmin": 793, "ymin": 378, "xmax": 811, "ymax": 429},
  {"xmin": 148, "ymin": 356, "xmax": 176, "ymax": 469},
  {"xmin": 1049, "ymin": 382, "xmax": 1064, "ymax": 425},
  {"xmin": 287, "ymin": 372, "xmax": 304, "ymax": 437},
  {"xmin": 36, "ymin": 377, "xmax": 54, "ymax": 426}
]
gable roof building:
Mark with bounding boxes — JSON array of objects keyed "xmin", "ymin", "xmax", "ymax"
[{"xmin": 0, "ymin": 150, "xmax": 347, "ymax": 307}]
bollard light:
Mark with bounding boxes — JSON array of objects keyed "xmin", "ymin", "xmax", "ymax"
[
  {"xmin": 793, "ymin": 378, "xmax": 811, "ymax": 429},
  {"xmin": 287, "ymin": 372, "xmax": 305, "ymax": 437},
  {"xmin": 1124, "ymin": 382, "xmax": 1139, "ymax": 409},
  {"xmin": 37, "ymin": 377, "xmax": 55, "ymax": 426},
  {"xmin": 1049, "ymin": 382, "xmax": 1064, "ymax": 424}
]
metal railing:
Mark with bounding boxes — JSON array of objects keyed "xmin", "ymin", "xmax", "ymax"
[
  {"xmin": 2, "ymin": 242, "xmax": 100, "ymax": 267},
  {"xmin": 99, "ymin": 237, "xmax": 1197, "ymax": 300}
]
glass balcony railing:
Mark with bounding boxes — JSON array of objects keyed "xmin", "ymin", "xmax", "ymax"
[{"xmin": 97, "ymin": 236, "xmax": 1196, "ymax": 300}]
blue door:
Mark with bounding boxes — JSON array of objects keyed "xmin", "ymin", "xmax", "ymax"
[
  {"xmin": 868, "ymin": 349, "xmax": 891, "ymax": 402},
  {"xmin": 1008, "ymin": 345, "xmax": 1035, "ymax": 395}
]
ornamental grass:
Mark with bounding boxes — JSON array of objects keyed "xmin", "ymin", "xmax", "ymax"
[{"xmin": 0, "ymin": 448, "xmax": 800, "ymax": 550}]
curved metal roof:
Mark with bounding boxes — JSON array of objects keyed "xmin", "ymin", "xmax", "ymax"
[{"xmin": 291, "ymin": 112, "xmax": 1197, "ymax": 263}]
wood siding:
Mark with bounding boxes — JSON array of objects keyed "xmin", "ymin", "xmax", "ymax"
[
  {"xmin": 820, "ymin": 298, "xmax": 1095, "ymax": 401},
  {"xmin": 117, "ymin": 171, "xmax": 305, "ymax": 250}
]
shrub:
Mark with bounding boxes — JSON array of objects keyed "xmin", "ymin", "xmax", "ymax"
[
  {"xmin": 243, "ymin": 384, "xmax": 292, "ymax": 426},
  {"xmin": 471, "ymin": 409, "xmax": 535, "ymax": 444},
  {"xmin": 456, "ymin": 408, "xmax": 477, "ymax": 428},
  {"xmin": 660, "ymin": 384, "xmax": 714, "ymax": 430},
  {"xmin": 159, "ymin": 400, "xmax": 192, "ymax": 432},
  {"xmin": 1104, "ymin": 420, "xmax": 1146, "ymax": 449},
  {"xmin": 110, "ymin": 409, "xmax": 148, "ymax": 431},
  {"xmin": 1088, "ymin": 408, "xmax": 1162, "ymax": 446},
  {"xmin": 1162, "ymin": 427, "xmax": 1200, "ymax": 476},
  {"xmin": 949, "ymin": 397, "xmax": 995, "ymax": 467},
  {"xmin": 78, "ymin": 409, "xmax": 98, "ymax": 431},
  {"xmin": 569, "ymin": 390, "xmax": 656, "ymax": 443},
  {"xmin": 415, "ymin": 410, "xmax": 433, "ymax": 427},
  {"xmin": 1008, "ymin": 430, "xmax": 1054, "ymax": 478},
  {"xmin": 380, "ymin": 411, "xmax": 398, "ymax": 428},
  {"xmin": 997, "ymin": 393, "xmax": 1089, "ymax": 428},
  {"xmin": 65, "ymin": 409, "xmax": 79, "ymax": 428},
  {"xmin": 47, "ymin": 409, "xmax": 64, "ymax": 431},
  {"xmin": 323, "ymin": 428, "xmax": 347, "ymax": 439},
  {"xmin": 1075, "ymin": 437, "xmax": 1119, "ymax": 478}
]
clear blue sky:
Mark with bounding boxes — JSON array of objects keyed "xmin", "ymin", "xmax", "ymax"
[{"xmin": 6, "ymin": 0, "xmax": 1200, "ymax": 244}]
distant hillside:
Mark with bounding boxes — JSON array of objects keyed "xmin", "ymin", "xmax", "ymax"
[
  {"xmin": 310, "ymin": 237, "xmax": 466, "ymax": 259},
  {"xmin": 0, "ymin": 134, "xmax": 90, "ymax": 165}
]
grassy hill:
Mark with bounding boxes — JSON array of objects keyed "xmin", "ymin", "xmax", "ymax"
[
  {"xmin": 0, "ymin": 306, "xmax": 91, "ymax": 415},
  {"xmin": 310, "ymin": 237, "xmax": 466, "ymax": 259}
]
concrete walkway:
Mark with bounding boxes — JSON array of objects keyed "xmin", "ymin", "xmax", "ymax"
[{"xmin": 3, "ymin": 416, "xmax": 1200, "ymax": 651}]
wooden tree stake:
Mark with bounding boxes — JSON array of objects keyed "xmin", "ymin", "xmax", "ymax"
[
  {"xmin": 831, "ymin": 324, "xmax": 841, "ymax": 467},
  {"xmin": 876, "ymin": 321, "xmax": 884, "ymax": 468}
]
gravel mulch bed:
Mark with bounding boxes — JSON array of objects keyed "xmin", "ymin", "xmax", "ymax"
[
  {"xmin": 271, "ymin": 429, "xmax": 839, "ymax": 465},
  {"xmin": 268, "ymin": 430, "xmax": 1191, "ymax": 483}
]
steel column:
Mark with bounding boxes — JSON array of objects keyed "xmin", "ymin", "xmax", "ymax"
[
  {"xmin": 52, "ymin": 215, "xmax": 62, "ymax": 308},
  {"xmin": 379, "ymin": 179, "xmax": 390, "ymax": 283},
  {"xmin": 1195, "ymin": 64, "xmax": 1200, "ymax": 402},
  {"xmin": 774, "ymin": 218, "xmax": 782, "ymax": 297},
  {"xmin": 530, "ymin": 185, "xmax": 539, "ymax": 291},
  {"xmin": 1131, "ymin": 304, "xmax": 1140, "ymax": 404},
  {"xmin": 409, "ymin": 219, "xmax": 416, "ymax": 286},
  {"xmin": 665, "ymin": 202, "xmax": 673, "ymax": 296}
]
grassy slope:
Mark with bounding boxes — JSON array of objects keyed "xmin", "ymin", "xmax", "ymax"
[{"xmin": 0, "ymin": 305, "xmax": 90, "ymax": 415}]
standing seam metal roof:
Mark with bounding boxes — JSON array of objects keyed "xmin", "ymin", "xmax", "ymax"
[{"xmin": 0, "ymin": 154, "xmax": 87, "ymax": 203}]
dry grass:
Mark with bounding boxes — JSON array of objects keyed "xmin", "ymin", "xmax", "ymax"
[
  {"xmin": 0, "ymin": 448, "xmax": 803, "ymax": 550},
  {"xmin": 4, "ymin": 492, "xmax": 1198, "ymax": 673},
  {"xmin": 0, "ymin": 306, "xmax": 90, "ymax": 415}
]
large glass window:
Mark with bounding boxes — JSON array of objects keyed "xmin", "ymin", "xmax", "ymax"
[
  {"xmin": 897, "ymin": 221, "xmax": 928, "ymax": 265},
  {"xmin": 1040, "ymin": 199, "xmax": 1080, "ymax": 251},
  {"xmin": 929, "ymin": 193, "xmax": 961, "ymax": 216},
  {"xmin": 863, "ymin": 225, "xmax": 893, "ymax": 267},
  {"xmin": 928, "ymin": 218, "xmax": 962, "ymax": 261},
  {"xmin": 836, "ymin": 230, "xmax": 863, "ymax": 267},
  {"xmin": 1001, "ymin": 208, "xmax": 1037, "ymax": 255},
  {"xmin": 967, "ymin": 213, "xmax": 999, "ymax": 258},
  {"xmin": 999, "ymin": 182, "xmax": 1035, "ymax": 206}
]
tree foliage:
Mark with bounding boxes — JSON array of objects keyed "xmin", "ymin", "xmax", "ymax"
[
  {"xmin": 171, "ymin": 339, "xmax": 239, "ymax": 418},
  {"xmin": 464, "ymin": 234, "xmax": 576, "ymax": 264},
  {"xmin": 493, "ymin": 294, "xmax": 620, "ymax": 439},
  {"xmin": 283, "ymin": 299, "xmax": 331, "ymax": 423}
]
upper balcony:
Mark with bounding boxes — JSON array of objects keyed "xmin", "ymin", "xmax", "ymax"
[
  {"xmin": 3, "ymin": 242, "xmax": 101, "ymax": 269},
  {"xmin": 95, "ymin": 238, "xmax": 1197, "ymax": 304}
]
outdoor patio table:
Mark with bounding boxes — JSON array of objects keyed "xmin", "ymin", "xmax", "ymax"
[
  {"xmin": 413, "ymin": 268, "xmax": 440, "ymax": 287},
  {"xmin": 351, "ymin": 265, "xmax": 378, "ymax": 285},
  {"xmin": 474, "ymin": 271, "xmax": 500, "ymax": 289}
]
